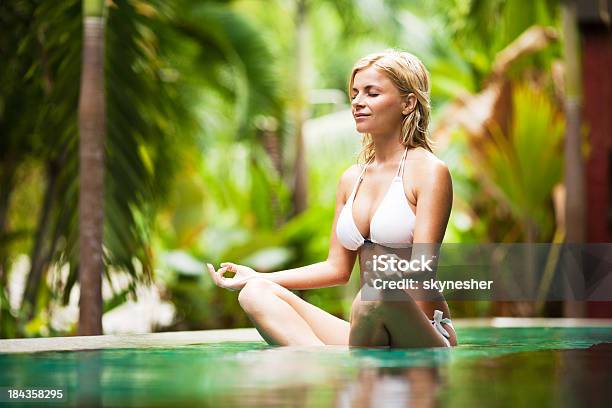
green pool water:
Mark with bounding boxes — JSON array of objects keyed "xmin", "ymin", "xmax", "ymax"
[{"xmin": 1, "ymin": 327, "xmax": 611, "ymax": 407}]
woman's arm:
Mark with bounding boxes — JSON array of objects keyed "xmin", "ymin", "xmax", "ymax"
[
  {"xmin": 412, "ymin": 158, "xmax": 453, "ymax": 244},
  {"xmin": 252, "ymin": 260, "xmax": 350, "ymax": 290},
  {"xmin": 208, "ymin": 165, "xmax": 360, "ymax": 291},
  {"xmin": 408, "ymin": 157, "xmax": 453, "ymax": 305}
]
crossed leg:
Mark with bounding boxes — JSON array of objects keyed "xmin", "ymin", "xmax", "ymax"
[
  {"xmin": 238, "ymin": 277, "xmax": 350, "ymax": 346},
  {"xmin": 238, "ymin": 278, "xmax": 453, "ymax": 348}
]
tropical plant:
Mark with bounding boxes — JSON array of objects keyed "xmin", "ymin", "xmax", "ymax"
[
  {"xmin": 0, "ymin": 0, "xmax": 572, "ymax": 336},
  {"xmin": 1, "ymin": 0, "xmax": 282, "ymax": 337},
  {"xmin": 478, "ymin": 84, "xmax": 565, "ymax": 241},
  {"xmin": 0, "ymin": 0, "xmax": 83, "ymax": 336}
]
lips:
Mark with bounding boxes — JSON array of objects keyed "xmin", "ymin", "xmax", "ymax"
[{"xmin": 354, "ymin": 113, "xmax": 370, "ymax": 118}]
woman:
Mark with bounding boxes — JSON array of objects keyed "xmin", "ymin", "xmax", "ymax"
[{"xmin": 207, "ymin": 50, "xmax": 457, "ymax": 348}]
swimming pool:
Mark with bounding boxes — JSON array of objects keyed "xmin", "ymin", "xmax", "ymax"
[{"xmin": 1, "ymin": 326, "xmax": 610, "ymax": 407}]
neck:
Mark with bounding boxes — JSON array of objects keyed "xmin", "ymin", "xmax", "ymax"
[{"xmin": 370, "ymin": 129, "xmax": 405, "ymax": 164}]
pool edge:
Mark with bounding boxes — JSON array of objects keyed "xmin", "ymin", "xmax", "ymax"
[
  {"xmin": 1, "ymin": 318, "xmax": 611, "ymax": 354},
  {"xmin": 0, "ymin": 328, "xmax": 265, "ymax": 354}
]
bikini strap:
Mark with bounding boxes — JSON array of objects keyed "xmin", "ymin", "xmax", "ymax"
[
  {"xmin": 358, "ymin": 161, "xmax": 368, "ymax": 181},
  {"xmin": 395, "ymin": 147, "xmax": 409, "ymax": 178},
  {"xmin": 348, "ymin": 163, "xmax": 368, "ymax": 201}
]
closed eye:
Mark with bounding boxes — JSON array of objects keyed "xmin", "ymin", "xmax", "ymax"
[{"xmin": 351, "ymin": 92, "xmax": 379, "ymax": 100}]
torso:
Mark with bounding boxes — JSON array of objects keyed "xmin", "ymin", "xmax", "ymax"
[
  {"xmin": 346, "ymin": 147, "xmax": 454, "ymax": 340},
  {"xmin": 347, "ymin": 147, "xmax": 429, "ymax": 239}
]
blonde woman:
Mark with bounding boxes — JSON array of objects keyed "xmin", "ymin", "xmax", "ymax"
[{"xmin": 207, "ymin": 50, "xmax": 457, "ymax": 348}]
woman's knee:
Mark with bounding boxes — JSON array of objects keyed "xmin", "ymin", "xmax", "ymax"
[
  {"xmin": 349, "ymin": 298, "xmax": 389, "ymax": 346},
  {"xmin": 238, "ymin": 277, "xmax": 276, "ymax": 313},
  {"xmin": 350, "ymin": 297, "xmax": 384, "ymax": 324}
]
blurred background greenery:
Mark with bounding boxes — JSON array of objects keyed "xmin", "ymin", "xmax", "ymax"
[{"xmin": 1, "ymin": 0, "xmax": 571, "ymax": 338}]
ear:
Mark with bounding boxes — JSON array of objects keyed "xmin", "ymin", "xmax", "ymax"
[{"xmin": 401, "ymin": 93, "xmax": 417, "ymax": 115}]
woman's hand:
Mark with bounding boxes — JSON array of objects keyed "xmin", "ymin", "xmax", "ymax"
[{"xmin": 206, "ymin": 262, "xmax": 260, "ymax": 291}]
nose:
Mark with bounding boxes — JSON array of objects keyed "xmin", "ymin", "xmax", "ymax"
[{"xmin": 351, "ymin": 94, "xmax": 365, "ymax": 108}]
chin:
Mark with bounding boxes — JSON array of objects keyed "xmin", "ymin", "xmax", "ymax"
[{"xmin": 355, "ymin": 123, "xmax": 372, "ymax": 134}]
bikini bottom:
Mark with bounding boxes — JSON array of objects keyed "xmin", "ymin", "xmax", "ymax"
[{"xmin": 430, "ymin": 309, "xmax": 453, "ymax": 347}]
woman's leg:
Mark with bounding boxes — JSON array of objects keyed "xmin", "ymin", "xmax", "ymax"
[
  {"xmin": 348, "ymin": 296, "xmax": 391, "ymax": 347},
  {"xmin": 238, "ymin": 277, "xmax": 350, "ymax": 346},
  {"xmin": 349, "ymin": 289, "xmax": 451, "ymax": 348}
]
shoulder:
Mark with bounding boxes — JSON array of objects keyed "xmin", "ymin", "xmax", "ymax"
[
  {"xmin": 407, "ymin": 148, "xmax": 451, "ymax": 182},
  {"xmin": 340, "ymin": 163, "xmax": 362, "ymax": 184},
  {"xmin": 406, "ymin": 148, "xmax": 452, "ymax": 195},
  {"xmin": 337, "ymin": 164, "xmax": 362, "ymax": 201}
]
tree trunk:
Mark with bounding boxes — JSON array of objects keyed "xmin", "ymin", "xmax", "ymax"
[
  {"xmin": 562, "ymin": 0, "xmax": 585, "ymax": 317},
  {"xmin": 78, "ymin": 7, "xmax": 106, "ymax": 335}
]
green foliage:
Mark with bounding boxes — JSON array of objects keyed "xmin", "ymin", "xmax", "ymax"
[
  {"xmin": 0, "ymin": 0, "xmax": 83, "ymax": 334},
  {"xmin": 171, "ymin": 1, "xmax": 281, "ymax": 138},
  {"xmin": 478, "ymin": 84, "xmax": 565, "ymax": 240},
  {"xmin": 1, "ymin": 0, "xmax": 283, "ymax": 336},
  {"xmin": 428, "ymin": 0, "xmax": 560, "ymax": 83},
  {"xmin": 103, "ymin": 0, "xmax": 188, "ymax": 283},
  {"xmin": 83, "ymin": 0, "xmax": 105, "ymax": 17},
  {"xmin": 1, "ymin": 0, "xmax": 570, "ymax": 335}
]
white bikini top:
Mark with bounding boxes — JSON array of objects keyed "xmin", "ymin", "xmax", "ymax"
[{"xmin": 336, "ymin": 148, "xmax": 416, "ymax": 250}]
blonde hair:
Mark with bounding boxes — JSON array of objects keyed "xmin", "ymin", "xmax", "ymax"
[{"xmin": 348, "ymin": 50, "xmax": 433, "ymax": 163}]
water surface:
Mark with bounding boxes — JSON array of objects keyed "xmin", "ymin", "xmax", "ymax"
[{"xmin": 1, "ymin": 327, "xmax": 610, "ymax": 407}]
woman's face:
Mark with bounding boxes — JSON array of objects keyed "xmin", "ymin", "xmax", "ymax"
[{"xmin": 351, "ymin": 66, "xmax": 406, "ymax": 136}]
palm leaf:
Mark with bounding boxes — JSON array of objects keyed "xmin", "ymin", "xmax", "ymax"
[{"xmin": 172, "ymin": 2, "xmax": 280, "ymax": 139}]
